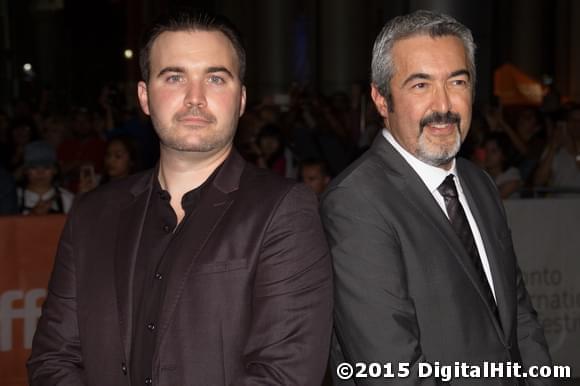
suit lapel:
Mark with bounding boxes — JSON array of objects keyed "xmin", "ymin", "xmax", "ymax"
[
  {"xmin": 154, "ymin": 150, "xmax": 245, "ymax": 354},
  {"xmin": 114, "ymin": 170, "xmax": 154, "ymax": 361},
  {"xmin": 457, "ymin": 162, "xmax": 514, "ymax": 342},
  {"xmin": 372, "ymin": 137, "xmax": 506, "ymax": 338}
]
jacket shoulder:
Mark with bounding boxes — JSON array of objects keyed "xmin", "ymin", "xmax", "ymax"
[
  {"xmin": 72, "ymin": 169, "xmax": 152, "ymax": 212},
  {"xmin": 238, "ymin": 162, "xmax": 309, "ymax": 202}
]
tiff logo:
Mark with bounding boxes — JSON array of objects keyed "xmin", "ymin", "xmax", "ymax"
[{"xmin": 0, "ymin": 289, "xmax": 46, "ymax": 351}]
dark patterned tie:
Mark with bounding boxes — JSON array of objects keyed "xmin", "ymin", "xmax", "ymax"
[{"xmin": 437, "ymin": 174, "xmax": 500, "ymax": 323}]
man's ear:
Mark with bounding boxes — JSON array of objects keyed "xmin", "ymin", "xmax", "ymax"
[
  {"xmin": 137, "ymin": 81, "xmax": 150, "ymax": 116},
  {"xmin": 370, "ymin": 83, "xmax": 390, "ymax": 119},
  {"xmin": 239, "ymin": 85, "xmax": 247, "ymax": 117}
]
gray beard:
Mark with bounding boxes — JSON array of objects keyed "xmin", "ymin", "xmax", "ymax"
[{"xmin": 415, "ymin": 130, "xmax": 461, "ymax": 167}]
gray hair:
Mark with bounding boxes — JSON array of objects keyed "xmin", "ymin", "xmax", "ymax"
[{"xmin": 371, "ymin": 10, "xmax": 476, "ymax": 102}]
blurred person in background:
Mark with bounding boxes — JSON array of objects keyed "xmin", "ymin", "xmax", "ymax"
[
  {"xmin": 7, "ymin": 119, "xmax": 38, "ymax": 182},
  {"xmin": 78, "ymin": 135, "xmax": 140, "ymax": 193},
  {"xmin": 484, "ymin": 106, "xmax": 546, "ymax": 185},
  {"xmin": 40, "ymin": 114, "xmax": 69, "ymax": 150},
  {"xmin": 483, "ymin": 133, "xmax": 522, "ymax": 199},
  {"xmin": 533, "ymin": 104, "xmax": 580, "ymax": 195},
  {"xmin": 255, "ymin": 123, "xmax": 288, "ymax": 176},
  {"xmin": 17, "ymin": 140, "xmax": 74, "ymax": 215},
  {"xmin": 57, "ymin": 107, "xmax": 106, "ymax": 192},
  {"xmin": 299, "ymin": 158, "xmax": 331, "ymax": 197}
]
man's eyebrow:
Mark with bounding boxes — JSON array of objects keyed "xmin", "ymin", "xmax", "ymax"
[
  {"xmin": 402, "ymin": 73, "xmax": 431, "ymax": 87},
  {"xmin": 157, "ymin": 66, "xmax": 185, "ymax": 78},
  {"xmin": 206, "ymin": 66, "xmax": 234, "ymax": 79},
  {"xmin": 449, "ymin": 69, "xmax": 470, "ymax": 79}
]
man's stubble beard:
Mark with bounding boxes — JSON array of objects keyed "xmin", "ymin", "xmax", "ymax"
[{"xmin": 150, "ymin": 105, "xmax": 236, "ymax": 153}]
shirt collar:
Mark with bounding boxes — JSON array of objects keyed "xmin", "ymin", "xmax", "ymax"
[{"xmin": 382, "ymin": 128, "xmax": 458, "ymax": 194}]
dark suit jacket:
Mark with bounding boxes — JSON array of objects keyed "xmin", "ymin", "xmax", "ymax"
[
  {"xmin": 28, "ymin": 149, "xmax": 333, "ymax": 386},
  {"xmin": 320, "ymin": 135, "xmax": 553, "ymax": 385}
]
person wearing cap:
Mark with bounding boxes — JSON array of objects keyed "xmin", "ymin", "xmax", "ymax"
[{"xmin": 17, "ymin": 140, "xmax": 74, "ymax": 215}]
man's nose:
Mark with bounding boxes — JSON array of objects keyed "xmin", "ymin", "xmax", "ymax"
[
  {"xmin": 184, "ymin": 81, "xmax": 207, "ymax": 108},
  {"xmin": 431, "ymin": 84, "xmax": 452, "ymax": 113}
]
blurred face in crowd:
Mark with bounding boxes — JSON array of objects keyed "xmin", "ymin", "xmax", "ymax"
[
  {"xmin": 301, "ymin": 164, "xmax": 330, "ymax": 196},
  {"xmin": 258, "ymin": 135, "xmax": 281, "ymax": 159},
  {"xmin": 484, "ymin": 139, "xmax": 504, "ymax": 171},
  {"xmin": 104, "ymin": 140, "xmax": 132, "ymax": 179},
  {"xmin": 516, "ymin": 109, "xmax": 541, "ymax": 140},
  {"xmin": 371, "ymin": 35, "xmax": 473, "ymax": 170},
  {"xmin": 73, "ymin": 112, "xmax": 93, "ymax": 138},
  {"xmin": 138, "ymin": 30, "xmax": 246, "ymax": 155},
  {"xmin": 42, "ymin": 116, "xmax": 66, "ymax": 147},
  {"xmin": 26, "ymin": 165, "xmax": 56, "ymax": 188}
]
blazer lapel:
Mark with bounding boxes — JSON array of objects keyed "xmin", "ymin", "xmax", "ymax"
[
  {"xmin": 372, "ymin": 136, "xmax": 476, "ymax": 267},
  {"xmin": 372, "ymin": 137, "xmax": 506, "ymax": 336},
  {"xmin": 457, "ymin": 162, "xmax": 514, "ymax": 342},
  {"xmin": 114, "ymin": 170, "xmax": 154, "ymax": 362},
  {"xmin": 154, "ymin": 150, "xmax": 245, "ymax": 353}
]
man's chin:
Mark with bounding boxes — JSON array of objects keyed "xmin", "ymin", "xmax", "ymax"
[
  {"xmin": 160, "ymin": 137, "xmax": 232, "ymax": 154},
  {"xmin": 415, "ymin": 142, "xmax": 460, "ymax": 167}
]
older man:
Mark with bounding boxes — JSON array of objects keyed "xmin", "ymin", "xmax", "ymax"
[
  {"xmin": 322, "ymin": 10, "xmax": 553, "ymax": 385},
  {"xmin": 28, "ymin": 10, "xmax": 332, "ymax": 386}
]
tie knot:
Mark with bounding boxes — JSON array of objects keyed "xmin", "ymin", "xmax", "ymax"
[{"xmin": 438, "ymin": 174, "xmax": 458, "ymax": 198}]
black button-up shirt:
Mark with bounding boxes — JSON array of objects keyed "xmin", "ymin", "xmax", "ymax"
[{"xmin": 129, "ymin": 169, "xmax": 218, "ymax": 386}]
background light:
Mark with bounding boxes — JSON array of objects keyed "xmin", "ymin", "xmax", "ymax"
[
  {"xmin": 23, "ymin": 63, "xmax": 32, "ymax": 72},
  {"xmin": 124, "ymin": 49, "xmax": 133, "ymax": 59}
]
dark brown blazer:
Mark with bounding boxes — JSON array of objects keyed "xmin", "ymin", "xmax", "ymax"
[
  {"xmin": 28, "ymin": 149, "xmax": 333, "ymax": 386},
  {"xmin": 321, "ymin": 135, "xmax": 553, "ymax": 386}
]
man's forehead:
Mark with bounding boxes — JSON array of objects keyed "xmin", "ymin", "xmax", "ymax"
[
  {"xmin": 150, "ymin": 29, "xmax": 239, "ymax": 71},
  {"xmin": 391, "ymin": 35, "xmax": 468, "ymax": 71}
]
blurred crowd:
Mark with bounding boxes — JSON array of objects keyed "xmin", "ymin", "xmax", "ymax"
[{"xmin": 1, "ymin": 82, "xmax": 579, "ymax": 216}]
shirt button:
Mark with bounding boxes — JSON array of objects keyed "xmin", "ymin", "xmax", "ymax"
[
  {"xmin": 145, "ymin": 377, "xmax": 152, "ymax": 385},
  {"xmin": 154, "ymin": 272, "xmax": 163, "ymax": 280},
  {"xmin": 147, "ymin": 322, "xmax": 156, "ymax": 331},
  {"xmin": 162, "ymin": 224, "xmax": 171, "ymax": 233},
  {"xmin": 121, "ymin": 362, "xmax": 127, "ymax": 375}
]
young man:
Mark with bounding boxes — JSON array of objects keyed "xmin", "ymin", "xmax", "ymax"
[
  {"xmin": 28, "ymin": 11, "xmax": 332, "ymax": 386},
  {"xmin": 322, "ymin": 10, "xmax": 553, "ymax": 385}
]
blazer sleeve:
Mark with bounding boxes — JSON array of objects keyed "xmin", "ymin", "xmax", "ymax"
[
  {"xmin": 27, "ymin": 205, "xmax": 87, "ymax": 385},
  {"xmin": 514, "ymin": 264, "xmax": 555, "ymax": 386},
  {"xmin": 234, "ymin": 184, "xmax": 333, "ymax": 386},
  {"xmin": 321, "ymin": 185, "xmax": 437, "ymax": 386}
]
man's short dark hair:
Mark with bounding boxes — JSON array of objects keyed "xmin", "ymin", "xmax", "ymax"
[{"xmin": 139, "ymin": 10, "xmax": 246, "ymax": 82}]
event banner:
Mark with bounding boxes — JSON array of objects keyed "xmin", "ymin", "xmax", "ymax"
[
  {"xmin": 505, "ymin": 199, "xmax": 580, "ymax": 378},
  {"xmin": 0, "ymin": 215, "xmax": 65, "ymax": 386}
]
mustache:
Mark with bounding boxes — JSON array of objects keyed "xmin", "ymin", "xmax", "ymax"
[
  {"xmin": 419, "ymin": 111, "xmax": 461, "ymax": 133},
  {"xmin": 175, "ymin": 107, "xmax": 216, "ymax": 123}
]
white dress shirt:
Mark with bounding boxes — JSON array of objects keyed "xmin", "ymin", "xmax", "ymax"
[{"xmin": 382, "ymin": 129, "xmax": 497, "ymax": 300}]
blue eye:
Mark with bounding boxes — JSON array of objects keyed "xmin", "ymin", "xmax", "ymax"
[
  {"xmin": 166, "ymin": 74, "xmax": 183, "ymax": 83},
  {"xmin": 208, "ymin": 75, "xmax": 225, "ymax": 84}
]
